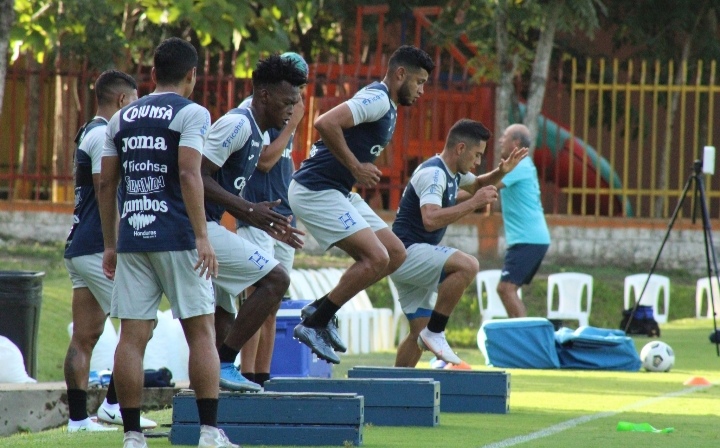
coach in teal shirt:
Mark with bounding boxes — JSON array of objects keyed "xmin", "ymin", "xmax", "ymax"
[{"xmin": 496, "ymin": 123, "xmax": 550, "ymax": 317}]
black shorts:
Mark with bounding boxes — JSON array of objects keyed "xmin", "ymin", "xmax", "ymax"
[{"xmin": 500, "ymin": 243, "xmax": 549, "ymax": 286}]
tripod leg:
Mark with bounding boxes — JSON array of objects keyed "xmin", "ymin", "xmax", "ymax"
[
  {"xmin": 694, "ymin": 174, "xmax": 720, "ymax": 356},
  {"xmin": 624, "ymin": 174, "xmax": 694, "ymax": 334}
]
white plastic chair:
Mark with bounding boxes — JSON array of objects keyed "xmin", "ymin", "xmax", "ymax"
[
  {"xmin": 309, "ymin": 268, "xmax": 364, "ymax": 354},
  {"xmin": 161, "ymin": 309, "xmax": 190, "ymax": 381},
  {"xmin": 387, "ymin": 277, "xmax": 410, "ymax": 347},
  {"xmin": 695, "ymin": 276, "xmax": 720, "ymax": 318},
  {"xmin": 546, "ymin": 272, "xmax": 593, "ymax": 327},
  {"xmin": 0, "ymin": 336, "xmax": 36, "ymax": 383},
  {"xmin": 296, "ymin": 269, "xmax": 332, "ymax": 299},
  {"xmin": 476, "ymin": 270, "xmax": 521, "ymax": 322},
  {"xmin": 68, "ymin": 317, "xmax": 119, "ymax": 372},
  {"xmin": 623, "ymin": 274, "xmax": 670, "ymax": 324},
  {"xmin": 320, "ymin": 268, "xmax": 393, "ymax": 353},
  {"xmin": 289, "ymin": 269, "xmax": 320, "ymax": 300}
]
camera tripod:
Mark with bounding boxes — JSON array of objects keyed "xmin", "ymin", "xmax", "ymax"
[{"xmin": 624, "ymin": 160, "xmax": 720, "ymax": 356}]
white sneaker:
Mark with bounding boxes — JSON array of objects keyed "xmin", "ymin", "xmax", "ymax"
[
  {"xmin": 417, "ymin": 328, "xmax": 462, "ymax": 365},
  {"xmin": 198, "ymin": 425, "xmax": 240, "ymax": 448},
  {"xmin": 123, "ymin": 431, "xmax": 148, "ymax": 448},
  {"xmin": 97, "ymin": 403, "xmax": 158, "ymax": 429},
  {"xmin": 67, "ymin": 417, "xmax": 118, "ymax": 432}
]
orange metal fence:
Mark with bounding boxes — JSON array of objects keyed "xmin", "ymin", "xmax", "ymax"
[
  {"xmin": 0, "ymin": 4, "xmax": 496, "ymax": 211},
  {"xmin": 4, "ymin": 3, "xmax": 720, "ymax": 219}
]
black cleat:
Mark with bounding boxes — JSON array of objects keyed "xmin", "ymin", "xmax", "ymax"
[
  {"xmin": 301, "ymin": 305, "xmax": 348, "ymax": 353},
  {"xmin": 293, "ymin": 323, "xmax": 341, "ymax": 364}
]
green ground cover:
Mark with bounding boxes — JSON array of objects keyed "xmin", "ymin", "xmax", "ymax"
[
  {"xmin": 1, "ymin": 319, "xmax": 718, "ymax": 447},
  {"xmin": 1, "ymin": 242, "xmax": 719, "ymax": 447},
  {"xmin": 0, "ymin": 241, "xmax": 703, "ymax": 380}
]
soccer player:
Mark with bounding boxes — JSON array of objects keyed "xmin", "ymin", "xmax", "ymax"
[
  {"xmin": 63, "ymin": 69, "xmax": 157, "ymax": 432},
  {"xmin": 289, "ymin": 45, "xmax": 435, "ymax": 364},
  {"xmin": 98, "ymin": 37, "xmax": 235, "ymax": 448},
  {"xmin": 201, "ymin": 54, "xmax": 306, "ymax": 391},
  {"xmin": 495, "ymin": 123, "xmax": 551, "ymax": 318},
  {"xmin": 235, "ymin": 52, "xmax": 308, "ymax": 387},
  {"xmin": 391, "ymin": 119, "xmax": 527, "ymax": 367}
]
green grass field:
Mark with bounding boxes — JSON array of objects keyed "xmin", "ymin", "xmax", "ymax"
[
  {"xmin": 1, "ymin": 242, "xmax": 719, "ymax": 447},
  {"xmin": 2, "ymin": 319, "xmax": 719, "ymax": 447}
]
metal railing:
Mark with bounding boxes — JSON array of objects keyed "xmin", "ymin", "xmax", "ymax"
[
  {"xmin": 3, "ymin": 53, "xmax": 720, "ymax": 219},
  {"xmin": 564, "ymin": 58, "xmax": 720, "ymax": 219}
]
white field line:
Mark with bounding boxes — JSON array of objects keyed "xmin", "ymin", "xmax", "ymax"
[{"xmin": 480, "ymin": 384, "xmax": 712, "ymax": 448}]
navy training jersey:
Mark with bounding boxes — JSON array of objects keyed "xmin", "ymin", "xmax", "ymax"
[
  {"xmin": 393, "ymin": 155, "xmax": 475, "ymax": 247},
  {"xmin": 104, "ymin": 92, "xmax": 211, "ymax": 253},
  {"xmin": 64, "ymin": 117, "xmax": 108, "ymax": 258},
  {"xmin": 203, "ymin": 106, "xmax": 264, "ymax": 223},
  {"xmin": 292, "ymin": 81, "xmax": 396, "ymax": 196},
  {"xmin": 237, "ymin": 126, "xmax": 296, "ymax": 228}
]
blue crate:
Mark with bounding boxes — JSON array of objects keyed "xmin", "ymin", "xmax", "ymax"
[{"xmin": 270, "ymin": 299, "xmax": 333, "ymax": 378}]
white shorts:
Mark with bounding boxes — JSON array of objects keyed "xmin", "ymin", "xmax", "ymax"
[
  {"xmin": 208, "ymin": 221, "xmax": 280, "ymax": 314},
  {"xmin": 64, "ymin": 253, "xmax": 113, "ymax": 315},
  {"xmin": 111, "ymin": 250, "xmax": 215, "ymax": 320},
  {"xmin": 389, "ymin": 243, "xmax": 457, "ymax": 315},
  {"xmin": 236, "ymin": 226, "xmax": 295, "ymax": 275},
  {"xmin": 288, "ymin": 180, "xmax": 387, "ymax": 251}
]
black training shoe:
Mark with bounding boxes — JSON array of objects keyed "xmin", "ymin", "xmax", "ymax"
[
  {"xmin": 301, "ymin": 305, "xmax": 348, "ymax": 353},
  {"xmin": 293, "ymin": 323, "xmax": 341, "ymax": 364}
]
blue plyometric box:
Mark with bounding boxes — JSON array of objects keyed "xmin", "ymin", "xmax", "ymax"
[
  {"xmin": 265, "ymin": 377, "xmax": 440, "ymax": 426},
  {"xmin": 171, "ymin": 390, "xmax": 363, "ymax": 446},
  {"xmin": 271, "ymin": 299, "xmax": 333, "ymax": 378},
  {"xmin": 348, "ymin": 367, "xmax": 510, "ymax": 414}
]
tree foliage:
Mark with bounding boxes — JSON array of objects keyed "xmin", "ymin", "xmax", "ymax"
[
  {"xmin": 435, "ymin": 0, "xmax": 606, "ymax": 150},
  {"xmin": 8, "ymin": 0, "xmax": 357, "ymax": 74},
  {"xmin": 0, "ymin": 0, "xmax": 14, "ymax": 116}
]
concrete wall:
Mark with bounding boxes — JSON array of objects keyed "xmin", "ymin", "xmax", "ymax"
[
  {"xmin": 0, "ymin": 204, "xmax": 74, "ymax": 243},
  {"xmin": 0, "ymin": 381, "xmax": 184, "ymax": 436},
  {"xmin": 2, "ymin": 204, "xmax": 719, "ymax": 275}
]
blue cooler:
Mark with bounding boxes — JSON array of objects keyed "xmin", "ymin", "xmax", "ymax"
[{"xmin": 270, "ymin": 299, "xmax": 333, "ymax": 378}]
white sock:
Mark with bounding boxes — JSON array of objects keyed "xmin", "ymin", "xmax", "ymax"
[
  {"xmin": 68, "ymin": 417, "xmax": 91, "ymax": 427},
  {"xmin": 101, "ymin": 398, "xmax": 120, "ymax": 411}
]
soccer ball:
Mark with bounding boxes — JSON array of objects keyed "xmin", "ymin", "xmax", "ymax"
[{"xmin": 640, "ymin": 341, "xmax": 675, "ymax": 372}]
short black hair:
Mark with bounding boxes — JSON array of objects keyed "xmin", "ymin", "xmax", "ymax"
[
  {"xmin": 94, "ymin": 70, "xmax": 137, "ymax": 106},
  {"xmin": 446, "ymin": 119, "xmax": 492, "ymax": 148},
  {"xmin": 252, "ymin": 54, "xmax": 308, "ymax": 90},
  {"xmin": 388, "ymin": 45, "xmax": 435, "ymax": 74},
  {"xmin": 153, "ymin": 37, "xmax": 198, "ymax": 85}
]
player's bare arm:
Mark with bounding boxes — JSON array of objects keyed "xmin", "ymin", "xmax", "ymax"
[
  {"xmin": 466, "ymin": 147, "xmax": 528, "ymax": 193},
  {"xmin": 98, "ymin": 156, "xmax": 120, "ymax": 280},
  {"xmin": 200, "ymin": 155, "xmax": 293, "ymax": 236},
  {"xmin": 257, "ymin": 99, "xmax": 305, "ymax": 173},
  {"xmin": 420, "ymin": 186, "xmax": 498, "ymax": 232},
  {"xmin": 315, "ymin": 103, "xmax": 382, "ymax": 187},
  {"xmin": 179, "ymin": 147, "xmax": 218, "ymax": 279}
]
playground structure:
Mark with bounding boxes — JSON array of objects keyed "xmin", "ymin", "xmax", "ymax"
[
  {"xmin": 2, "ymin": 5, "xmax": 718, "ymax": 219},
  {"xmin": 346, "ymin": 6, "xmax": 629, "ymax": 215}
]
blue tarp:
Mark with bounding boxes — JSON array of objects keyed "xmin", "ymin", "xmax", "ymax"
[
  {"xmin": 555, "ymin": 326, "xmax": 641, "ymax": 371},
  {"xmin": 479, "ymin": 319, "xmax": 641, "ymax": 371}
]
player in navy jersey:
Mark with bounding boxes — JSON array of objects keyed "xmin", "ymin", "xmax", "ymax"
[
  {"xmin": 391, "ymin": 119, "xmax": 526, "ymax": 367},
  {"xmin": 200, "ymin": 54, "xmax": 306, "ymax": 392},
  {"xmin": 62, "ymin": 69, "xmax": 156, "ymax": 433},
  {"xmin": 289, "ymin": 45, "xmax": 435, "ymax": 363},
  {"xmin": 98, "ymin": 38, "xmax": 234, "ymax": 448},
  {"xmin": 235, "ymin": 52, "xmax": 308, "ymax": 388}
]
